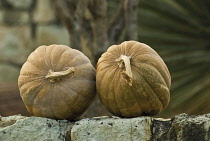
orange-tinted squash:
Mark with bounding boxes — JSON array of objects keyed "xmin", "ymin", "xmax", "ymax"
[
  {"xmin": 96, "ymin": 41, "xmax": 171, "ymax": 117},
  {"xmin": 18, "ymin": 45, "xmax": 96, "ymax": 120}
]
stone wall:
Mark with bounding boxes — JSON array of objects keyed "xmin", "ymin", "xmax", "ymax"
[
  {"xmin": 1, "ymin": 113, "xmax": 210, "ymax": 141},
  {"xmin": 0, "ymin": 0, "xmax": 69, "ymax": 83}
]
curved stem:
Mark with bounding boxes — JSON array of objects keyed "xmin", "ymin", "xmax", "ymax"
[
  {"xmin": 115, "ymin": 55, "xmax": 132, "ymax": 86},
  {"xmin": 45, "ymin": 67, "xmax": 74, "ymax": 84}
]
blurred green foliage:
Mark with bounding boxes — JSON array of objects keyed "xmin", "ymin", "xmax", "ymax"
[{"xmin": 138, "ymin": 0, "xmax": 210, "ymax": 117}]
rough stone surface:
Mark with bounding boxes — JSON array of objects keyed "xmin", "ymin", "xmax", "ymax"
[
  {"xmin": 0, "ymin": 114, "xmax": 210, "ymax": 141},
  {"xmin": 71, "ymin": 116, "xmax": 152, "ymax": 141},
  {"xmin": 151, "ymin": 118, "xmax": 172, "ymax": 140},
  {"xmin": 0, "ymin": 115, "xmax": 73, "ymax": 141},
  {"xmin": 151, "ymin": 113, "xmax": 210, "ymax": 141}
]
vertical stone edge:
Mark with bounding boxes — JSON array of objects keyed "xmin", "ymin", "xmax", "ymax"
[
  {"xmin": 130, "ymin": 117, "xmax": 152, "ymax": 141},
  {"xmin": 150, "ymin": 117, "xmax": 172, "ymax": 141},
  {"xmin": 64, "ymin": 122, "xmax": 74, "ymax": 141}
]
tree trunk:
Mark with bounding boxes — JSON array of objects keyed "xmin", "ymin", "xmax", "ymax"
[{"xmin": 52, "ymin": 0, "xmax": 139, "ymax": 117}]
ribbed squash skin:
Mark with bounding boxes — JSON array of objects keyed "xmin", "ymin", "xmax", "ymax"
[
  {"xmin": 96, "ymin": 41, "xmax": 171, "ymax": 117},
  {"xmin": 18, "ymin": 45, "xmax": 96, "ymax": 120}
]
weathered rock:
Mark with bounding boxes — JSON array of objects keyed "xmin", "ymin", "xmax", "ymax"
[
  {"xmin": 151, "ymin": 117, "xmax": 172, "ymax": 140},
  {"xmin": 33, "ymin": 0, "xmax": 55, "ymax": 23},
  {"xmin": 151, "ymin": 113, "xmax": 210, "ymax": 141},
  {"xmin": 72, "ymin": 114, "xmax": 210, "ymax": 141},
  {"xmin": 0, "ymin": 114, "xmax": 210, "ymax": 141},
  {"xmin": 0, "ymin": 115, "xmax": 73, "ymax": 141},
  {"xmin": 71, "ymin": 116, "xmax": 152, "ymax": 141},
  {"xmin": 5, "ymin": 0, "xmax": 33, "ymax": 9}
]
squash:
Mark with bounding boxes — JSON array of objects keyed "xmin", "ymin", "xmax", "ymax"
[
  {"xmin": 18, "ymin": 44, "xmax": 96, "ymax": 120},
  {"xmin": 96, "ymin": 41, "xmax": 171, "ymax": 117}
]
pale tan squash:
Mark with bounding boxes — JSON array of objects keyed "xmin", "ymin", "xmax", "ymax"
[
  {"xmin": 96, "ymin": 41, "xmax": 171, "ymax": 117},
  {"xmin": 18, "ymin": 45, "xmax": 96, "ymax": 120}
]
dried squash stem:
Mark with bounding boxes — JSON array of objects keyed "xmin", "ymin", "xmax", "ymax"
[
  {"xmin": 45, "ymin": 67, "xmax": 74, "ymax": 83},
  {"xmin": 115, "ymin": 55, "xmax": 132, "ymax": 86}
]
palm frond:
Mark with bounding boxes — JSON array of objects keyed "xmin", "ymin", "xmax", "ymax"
[{"xmin": 139, "ymin": 0, "xmax": 210, "ymax": 117}]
